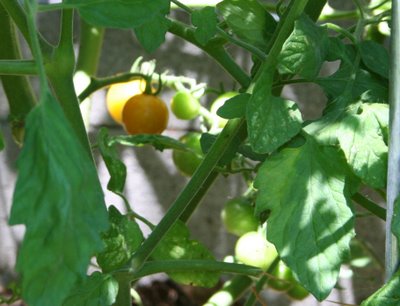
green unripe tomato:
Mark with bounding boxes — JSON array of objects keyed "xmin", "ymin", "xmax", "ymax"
[
  {"xmin": 287, "ymin": 283, "xmax": 310, "ymax": 300},
  {"xmin": 234, "ymin": 231, "xmax": 278, "ymax": 271},
  {"xmin": 210, "ymin": 91, "xmax": 238, "ymax": 128},
  {"xmin": 221, "ymin": 198, "xmax": 259, "ymax": 236},
  {"xmin": 267, "ymin": 260, "xmax": 294, "ymax": 291},
  {"xmin": 172, "ymin": 132, "xmax": 203, "ymax": 176},
  {"xmin": 171, "ymin": 91, "xmax": 201, "ymax": 120}
]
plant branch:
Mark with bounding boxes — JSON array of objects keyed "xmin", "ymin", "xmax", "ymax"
[
  {"xmin": 352, "ymin": 193, "xmax": 386, "ymax": 221},
  {"xmin": 126, "ymin": 260, "xmax": 263, "ymax": 281},
  {"xmin": 0, "ymin": 60, "xmax": 37, "ymax": 75}
]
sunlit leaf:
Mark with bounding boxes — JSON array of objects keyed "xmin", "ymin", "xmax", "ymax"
[
  {"xmin": 9, "ymin": 92, "xmax": 109, "ymax": 306},
  {"xmin": 254, "ymin": 135, "xmax": 354, "ymax": 300},
  {"xmin": 97, "ymin": 206, "xmax": 143, "ymax": 273},
  {"xmin": 152, "ymin": 221, "xmax": 220, "ymax": 287},
  {"xmin": 278, "ymin": 14, "xmax": 328, "ymax": 79},
  {"xmin": 217, "ymin": 0, "xmax": 276, "ymax": 50}
]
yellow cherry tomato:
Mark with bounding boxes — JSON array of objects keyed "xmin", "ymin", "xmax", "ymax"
[{"xmin": 106, "ymin": 79, "xmax": 146, "ymax": 124}]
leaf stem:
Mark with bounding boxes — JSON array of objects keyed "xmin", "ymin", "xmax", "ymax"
[
  {"xmin": 324, "ymin": 23, "xmax": 357, "ymax": 44},
  {"xmin": 0, "ymin": 60, "xmax": 37, "ymax": 75},
  {"xmin": 352, "ymin": 193, "xmax": 386, "ymax": 221},
  {"xmin": 126, "ymin": 260, "xmax": 263, "ymax": 280}
]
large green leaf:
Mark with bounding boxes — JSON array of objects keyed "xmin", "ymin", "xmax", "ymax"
[
  {"xmin": 247, "ymin": 69, "xmax": 302, "ymax": 154},
  {"xmin": 134, "ymin": 14, "xmax": 171, "ymax": 53},
  {"xmin": 191, "ymin": 6, "xmax": 218, "ymax": 46},
  {"xmin": 65, "ymin": 0, "xmax": 170, "ymax": 29},
  {"xmin": 217, "ymin": 0, "xmax": 276, "ymax": 50},
  {"xmin": 152, "ymin": 221, "xmax": 220, "ymax": 287},
  {"xmin": 63, "ymin": 272, "xmax": 118, "ymax": 306},
  {"xmin": 9, "ymin": 92, "xmax": 109, "ymax": 306},
  {"xmin": 97, "ymin": 128, "xmax": 127, "ymax": 194},
  {"xmin": 361, "ymin": 269, "xmax": 400, "ymax": 305},
  {"xmin": 278, "ymin": 14, "xmax": 328, "ymax": 80},
  {"xmin": 97, "ymin": 206, "xmax": 143, "ymax": 273},
  {"xmin": 254, "ymin": 136, "xmax": 354, "ymax": 300}
]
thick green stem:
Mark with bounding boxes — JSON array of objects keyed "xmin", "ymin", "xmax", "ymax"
[
  {"xmin": 47, "ymin": 9, "xmax": 92, "ymax": 156},
  {"xmin": 112, "ymin": 275, "xmax": 131, "ymax": 306},
  {"xmin": 130, "ymin": 118, "xmax": 246, "ymax": 270},
  {"xmin": 0, "ymin": 60, "xmax": 37, "ymax": 75},
  {"xmin": 386, "ymin": 0, "xmax": 400, "ymax": 281},
  {"xmin": 0, "ymin": 2, "xmax": 36, "ymax": 124}
]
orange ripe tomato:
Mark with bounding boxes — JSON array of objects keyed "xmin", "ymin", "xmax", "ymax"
[
  {"xmin": 106, "ymin": 79, "xmax": 146, "ymax": 124},
  {"xmin": 122, "ymin": 94, "xmax": 169, "ymax": 135}
]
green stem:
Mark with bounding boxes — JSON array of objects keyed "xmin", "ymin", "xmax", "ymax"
[
  {"xmin": 204, "ymin": 275, "xmax": 253, "ymax": 306},
  {"xmin": 130, "ymin": 118, "xmax": 246, "ymax": 271},
  {"xmin": 168, "ymin": 19, "xmax": 251, "ymax": 87},
  {"xmin": 325, "ymin": 23, "xmax": 357, "ymax": 44},
  {"xmin": 47, "ymin": 9, "xmax": 92, "ymax": 156},
  {"xmin": 0, "ymin": 2, "xmax": 36, "ymax": 125},
  {"xmin": 386, "ymin": 0, "xmax": 400, "ymax": 281},
  {"xmin": 352, "ymin": 193, "xmax": 386, "ymax": 221},
  {"xmin": 0, "ymin": 60, "xmax": 37, "ymax": 75},
  {"xmin": 112, "ymin": 275, "xmax": 131, "ymax": 306},
  {"xmin": 127, "ymin": 260, "xmax": 263, "ymax": 280},
  {"xmin": 0, "ymin": 0, "xmax": 53, "ymax": 54},
  {"xmin": 76, "ymin": 20, "xmax": 104, "ymax": 73}
]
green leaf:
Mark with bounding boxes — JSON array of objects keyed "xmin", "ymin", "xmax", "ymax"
[
  {"xmin": 359, "ymin": 40, "xmax": 389, "ymax": 78},
  {"xmin": 254, "ymin": 136, "xmax": 354, "ymax": 300},
  {"xmin": 63, "ymin": 272, "xmax": 118, "ymax": 306},
  {"xmin": 361, "ymin": 269, "xmax": 400, "ymax": 305},
  {"xmin": 217, "ymin": 0, "xmax": 277, "ymax": 50},
  {"xmin": 134, "ymin": 14, "xmax": 171, "ymax": 53},
  {"xmin": 338, "ymin": 103, "xmax": 388, "ymax": 188},
  {"xmin": 191, "ymin": 6, "xmax": 218, "ymax": 46},
  {"xmin": 97, "ymin": 128, "xmax": 127, "ymax": 194},
  {"xmin": 247, "ymin": 69, "xmax": 302, "ymax": 154},
  {"xmin": 97, "ymin": 206, "xmax": 143, "ymax": 273},
  {"xmin": 109, "ymin": 134, "xmax": 190, "ymax": 152},
  {"xmin": 306, "ymin": 101, "xmax": 388, "ymax": 188},
  {"xmin": 217, "ymin": 93, "xmax": 250, "ymax": 119},
  {"xmin": 0, "ymin": 129, "xmax": 4, "ymax": 151},
  {"xmin": 65, "ymin": 0, "xmax": 170, "ymax": 29},
  {"xmin": 9, "ymin": 92, "xmax": 109, "ymax": 306},
  {"xmin": 278, "ymin": 14, "xmax": 328, "ymax": 80},
  {"xmin": 152, "ymin": 221, "xmax": 220, "ymax": 287}
]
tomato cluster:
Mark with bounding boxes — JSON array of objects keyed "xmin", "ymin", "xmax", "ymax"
[
  {"xmin": 220, "ymin": 197, "xmax": 310, "ymax": 301},
  {"xmin": 106, "ymin": 79, "xmax": 169, "ymax": 135}
]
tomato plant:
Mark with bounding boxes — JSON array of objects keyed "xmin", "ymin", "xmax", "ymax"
[
  {"xmin": 221, "ymin": 197, "xmax": 259, "ymax": 236},
  {"xmin": 170, "ymin": 91, "xmax": 201, "ymax": 120},
  {"xmin": 172, "ymin": 132, "xmax": 203, "ymax": 176},
  {"xmin": 0, "ymin": 0, "xmax": 396, "ymax": 305}
]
